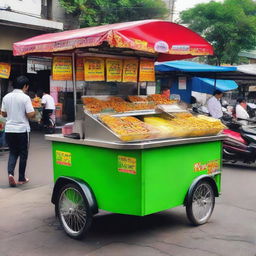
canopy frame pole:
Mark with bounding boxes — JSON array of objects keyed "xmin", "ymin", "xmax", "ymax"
[
  {"xmin": 137, "ymin": 57, "xmax": 140, "ymax": 95},
  {"xmin": 72, "ymin": 52, "xmax": 77, "ymax": 118}
]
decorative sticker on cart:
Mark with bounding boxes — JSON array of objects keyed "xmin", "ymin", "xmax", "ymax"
[
  {"xmin": 0, "ymin": 62, "xmax": 11, "ymax": 79},
  {"xmin": 84, "ymin": 57, "xmax": 105, "ymax": 81},
  {"xmin": 106, "ymin": 58, "xmax": 123, "ymax": 82},
  {"xmin": 122, "ymin": 59, "xmax": 138, "ymax": 83},
  {"xmin": 76, "ymin": 57, "xmax": 84, "ymax": 81},
  {"xmin": 139, "ymin": 60, "xmax": 155, "ymax": 82},
  {"xmin": 56, "ymin": 150, "xmax": 72, "ymax": 166},
  {"xmin": 193, "ymin": 159, "xmax": 220, "ymax": 175},
  {"xmin": 118, "ymin": 155, "xmax": 136, "ymax": 175},
  {"xmin": 52, "ymin": 57, "xmax": 72, "ymax": 81}
]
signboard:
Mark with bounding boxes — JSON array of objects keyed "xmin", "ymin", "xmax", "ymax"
[
  {"xmin": 122, "ymin": 59, "xmax": 138, "ymax": 83},
  {"xmin": 193, "ymin": 159, "xmax": 220, "ymax": 175},
  {"xmin": 84, "ymin": 57, "xmax": 105, "ymax": 81},
  {"xmin": 56, "ymin": 150, "xmax": 72, "ymax": 166},
  {"xmin": 52, "ymin": 56, "xmax": 72, "ymax": 81},
  {"xmin": 118, "ymin": 155, "xmax": 136, "ymax": 175},
  {"xmin": 139, "ymin": 60, "xmax": 155, "ymax": 82},
  {"xmin": 76, "ymin": 57, "xmax": 84, "ymax": 81},
  {"xmin": 178, "ymin": 77, "xmax": 187, "ymax": 90},
  {"xmin": 106, "ymin": 58, "xmax": 123, "ymax": 82},
  {"xmin": 0, "ymin": 63, "xmax": 11, "ymax": 79},
  {"xmin": 27, "ymin": 56, "xmax": 51, "ymax": 74}
]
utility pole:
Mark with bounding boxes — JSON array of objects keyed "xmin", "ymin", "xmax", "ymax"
[{"xmin": 164, "ymin": 0, "xmax": 176, "ymax": 22}]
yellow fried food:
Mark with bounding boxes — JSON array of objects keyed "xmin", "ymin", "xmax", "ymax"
[{"xmin": 100, "ymin": 115, "xmax": 159, "ymax": 141}]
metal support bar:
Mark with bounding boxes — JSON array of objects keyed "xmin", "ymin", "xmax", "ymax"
[{"xmin": 72, "ymin": 53, "xmax": 77, "ymax": 118}]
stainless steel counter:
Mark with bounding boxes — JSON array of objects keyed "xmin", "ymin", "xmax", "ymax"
[{"xmin": 45, "ymin": 134, "xmax": 226, "ymax": 150}]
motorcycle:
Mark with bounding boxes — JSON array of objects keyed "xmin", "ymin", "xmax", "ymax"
[{"xmin": 222, "ymin": 116, "xmax": 256, "ymax": 164}]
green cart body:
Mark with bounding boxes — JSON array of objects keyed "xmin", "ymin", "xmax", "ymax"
[{"xmin": 49, "ymin": 136, "xmax": 222, "ymax": 219}]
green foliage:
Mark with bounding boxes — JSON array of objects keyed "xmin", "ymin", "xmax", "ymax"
[
  {"xmin": 179, "ymin": 0, "xmax": 256, "ymax": 65},
  {"xmin": 59, "ymin": 0, "xmax": 168, "ymax": 28}
]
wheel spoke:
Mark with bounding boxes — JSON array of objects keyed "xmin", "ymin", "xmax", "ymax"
[
  {"xmin": 58, "ymin": 186, "xmax": 89, "ymax": 236},
  {"xmin": 191, "ymin": 183, "xmax": 214, "ymax": 224}
]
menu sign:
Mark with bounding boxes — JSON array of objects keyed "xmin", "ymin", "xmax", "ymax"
[
  {"xmin": 106, "ymin": 58, "xmax": 123, "ymax": 82},
  {"xmin": 0, "ymin": 62, "xmax": 11, "ymax": 79},
  {"xmin": 122, "ymin": 59, "xmax": 139, "ymax": 83},
  {"xmin": 52, "ymin": 56, "xmax": 72, "ymax": 81},
  {"xmin": 76, "ymin": 57, "xmax": 84, "ymax": 81},
  {"xmin": 139, "ymin": 60, "xmax": 155, "ymax": 82},
  {"xmin": 84, "ymin": 57, "xmax": 105, "ymax": 81}
]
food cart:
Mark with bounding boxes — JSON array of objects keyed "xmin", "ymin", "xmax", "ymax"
[{"xmin": 13, "ymin": 20, "xmax": 225, "ymax": 239}]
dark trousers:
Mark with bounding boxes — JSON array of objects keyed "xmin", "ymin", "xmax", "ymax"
[
  {"xmin": 5, "ymin": 132, "xmax": 29, "ymax": 182},
  {"xmin": 42, "ymin": 109, "xmax": 53, "ymax": 127}
]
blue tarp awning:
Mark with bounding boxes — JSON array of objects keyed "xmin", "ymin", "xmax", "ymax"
[
  {"xmin": 192, "ymin": 77, "xmax": 238, "ymax": 94},
  {"xmin": 155, "ymin": 60, "xmax": 237, "ymax": 72}
]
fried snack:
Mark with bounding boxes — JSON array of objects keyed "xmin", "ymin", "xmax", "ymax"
[
  {"xmin": 147, "ymin": 94, "xmax": 178, "ymax": 105},
  {"xmin": 172, "ymin": 112, "xmax": 193, "ymax": 119},
  {"xmin": 128, "ymin": 95, "xmax": 148, "ymax": 102},
  {"xmin": 144, "ymin": 114, "xmax": 225, "ymax": 138},
  {"xmin": 100, "ymin": 115, "xmax": 158, "ymax": 141}
]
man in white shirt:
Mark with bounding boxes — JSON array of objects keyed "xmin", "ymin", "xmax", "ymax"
[
  {"xmin": 1, "ymin": 76, "xmax": 35, "ymax": 187},
  {"xmin": 41, "ymin": 90, "xmax": 55, "ymax": 130},
  {"xmin": 207, "ymin": 90, "xmax": 224, "ymax": 119},
  {"xmin": 236, "ymin": 98, "xmax": 249, "ymax": 125}
]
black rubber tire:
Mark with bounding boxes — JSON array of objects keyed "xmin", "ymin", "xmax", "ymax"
[
  {"xmin": 56, "ymin": 183, "xmax": 92, "ymax": 239},
  {"xmin": 186, "ymin": 180, "xmax": 215, "ymax": 226}
]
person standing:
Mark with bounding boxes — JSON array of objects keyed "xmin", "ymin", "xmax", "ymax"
[
  {"xmin": 207, "ymin": 90, "xmax": 224, "ymax": 119},
  {"xmin": 41, "ymin": 90, "xmax": 55, "ymax": 129},
  {"xmin": 1, "ymin": 75, "xmax": 35, "ymax": 187}
]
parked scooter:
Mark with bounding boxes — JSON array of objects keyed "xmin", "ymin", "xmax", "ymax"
[{"xmin": 222, "ymin": 117, "xmax": 256, "ymax": 164}]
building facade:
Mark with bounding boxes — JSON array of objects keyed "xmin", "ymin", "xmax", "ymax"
[{"xmin": 0, "ymin": 0, "xmax": 79, "ymax": 100}]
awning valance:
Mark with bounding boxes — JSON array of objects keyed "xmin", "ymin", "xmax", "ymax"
[{"xmin": 155, "ymin": 61, "xmax": 237, "ymax": 72}]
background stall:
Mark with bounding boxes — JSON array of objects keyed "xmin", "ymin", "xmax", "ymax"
[{"xmin": 155, "ymin": 61, "xmax": 238, "ymax": 104}]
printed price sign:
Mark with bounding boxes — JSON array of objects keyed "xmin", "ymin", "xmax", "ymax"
[
  {"xmin": 139, "ymin": 60, "xmax": 155, "ymax": 82},
  {"xmin": 52, "ymin": 57, "xmax": 72, "ymax": 81},
  {"xmin": 106, "ymin": 58, "xmax": 123, "ymax": 82},
  {"xmin": 122, "ymin": 59, "xmax": 138, "ymax": 83},
  {"xmin": 84, "ymin": 57, "xmax": 105, "ymax": 81},
  {"xmin": 118, "ymin": 155, "xmax": 136, "ymax": 175},
  {"xmin": 0, "ymin": 62, "xmax": 11, "ymax": 79},
  {"xmin": 56, "ymin": 150, "xmax": 72, "ymax": 166}
]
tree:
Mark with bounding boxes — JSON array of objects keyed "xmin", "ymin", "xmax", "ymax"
[
  {"xmin": 59, "ymin": 0, "xmax": 168, "ymax": 28},
  {"xmin": 179, "ymin": 0, "xmax": 256, "ymax": 65}
]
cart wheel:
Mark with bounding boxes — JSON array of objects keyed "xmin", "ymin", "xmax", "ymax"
[
  {"xmin": 186, "ymin": 180, "xmax": 215, "ymax": 225},
  {"xmin": 56, "ymin": 183, "xmax": 92, "ymax": 239}
]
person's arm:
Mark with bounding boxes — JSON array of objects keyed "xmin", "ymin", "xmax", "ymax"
[
  {"xmin": 1, "ymin": 99, "xmax": 7, "ymax": 117},
  {"xmin": 25, "ymin": 98, "xmax": 35, "ymax": 119}
]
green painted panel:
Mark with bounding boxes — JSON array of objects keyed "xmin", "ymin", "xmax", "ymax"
[
  {"xmin": 141, "ymin": 141, "xmax": 222, "ymax": 215},
  {"xmin": 52, "ymin": 142, "xmax": 143, "ymax": 215}
]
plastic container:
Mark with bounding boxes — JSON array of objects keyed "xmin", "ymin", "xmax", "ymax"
[{"xmin": 62, "ymin": 122, "xmax": 74, "ymax": 135}]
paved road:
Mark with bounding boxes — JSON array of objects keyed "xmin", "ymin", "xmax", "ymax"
[{"xmin": 0, "ymin": 133, "xmax": 256, "ymax": 256}]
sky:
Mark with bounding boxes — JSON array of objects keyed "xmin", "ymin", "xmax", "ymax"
[{"xmin": 173, "ymin": 0, "xmax": 224, "ymax": 21}]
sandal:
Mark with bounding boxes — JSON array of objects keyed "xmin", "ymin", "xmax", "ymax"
[
  {"xmin": 17, "ymin": 178, "xmax": 29, "ymax": 185},
  {"xmin": 8, "ymin": 175, "xmax": 16, "ymax": 187}
]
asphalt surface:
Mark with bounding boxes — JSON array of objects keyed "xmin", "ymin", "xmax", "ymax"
[{"xmin": 0, "ymin": 133, "xmax": 256, "ymax": 256}]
